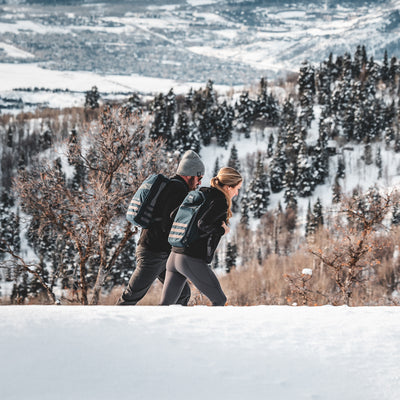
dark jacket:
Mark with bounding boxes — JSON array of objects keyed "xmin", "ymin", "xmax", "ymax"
[
  {"xmin": 172, "ymin": 186, "xmax": 228, "ymax": 263},
  {"xmin": 138, "ymin": 175, "xmax": 189, "ymax": 253}
]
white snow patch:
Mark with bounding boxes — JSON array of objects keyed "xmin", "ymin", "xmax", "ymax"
[
  {"xmin": 0, "ymin": 42, "xmax": 34, "ymax": 58},
  {"xmin": 0, "ymin": 305, "xmax": 399, "ymax": 400}
]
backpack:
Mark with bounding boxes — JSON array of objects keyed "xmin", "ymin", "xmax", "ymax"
[
  {"xmin": 168, "ymin": 190, "xmax": 208, "ymax": 248},
  {"xmin": 126, "ymin": 174, "xmax": 172, "ymax": 228}
]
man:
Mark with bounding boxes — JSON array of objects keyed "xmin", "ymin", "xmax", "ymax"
[{"xmin": 117, "ymin": 150, "xmax": 205, "ymax": 305}]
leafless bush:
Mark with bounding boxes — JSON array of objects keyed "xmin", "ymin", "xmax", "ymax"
[
  {"xmin": 12, "ymin": 106, "xmax": 171, "ymax": 304},
  {"xmin": 309, "ymin": 190, "xmax": 393, "ymax": 306}
]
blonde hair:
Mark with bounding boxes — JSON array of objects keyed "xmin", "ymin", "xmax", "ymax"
[{"xmin": 210, "ymin": 167, "xmax": 243, "ymax": 223}]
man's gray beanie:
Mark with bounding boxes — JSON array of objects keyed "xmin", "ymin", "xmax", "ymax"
[{"xmin": 176, "ymin": 150, "xmax": 205, "ymax": 177}]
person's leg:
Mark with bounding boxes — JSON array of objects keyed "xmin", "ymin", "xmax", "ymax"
[
  {"xmin": 174, "ymin": 254, "xmax": 227, "ymax": 306},
  {"xmin": 158, "ymin": 269, "xmax": 191, "ymax": 306},
  {"xmin": 116, "ymin": 246, "xmax": 168, "ymax": 305},
  {"xmin": 160, "ymin": 253, "xmax": 189, "ymax": 305}
]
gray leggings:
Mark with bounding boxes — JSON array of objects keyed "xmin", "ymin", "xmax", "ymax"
[
  {"xmin": 160, "ymin": 252, "xmax": 227, "ymax": 306},
  {"xmin": 117, "ymin": 246, "xmax": 191, "ymax": 306}
]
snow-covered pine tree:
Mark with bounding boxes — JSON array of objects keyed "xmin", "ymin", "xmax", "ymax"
[
  {"xmin": 236, "ymin": 91, "xmax": 255, "ymax": 138},
  {"xmin": 248, "ymin": 152, "xmax": 270, "ymax": 218},
  {"xmin": 254, "ymin": 77, "xmax": 280, "ymax": 126},
  {"xmin": 267, "ymin": 133, "xmax": 274, "ymax": 158},
  {"xmin": 392, "ymin": 202, "xmax": 400, "ymax": 225},
  {"xmin": 298, "ymin": 61, "xmax": 315, "ymax": 128},
  {"xmin": 174, "ymin": 111, "xmax": 191, "ymax": 152},
  {"xmin": 283, "ymin": 162, "xmax": 297, "ymax": 211},
  {"xmin": 228, "ymin": 144, "xmax": 241, "ymax": 172},
  {"xmin": 192, "ymin": 80, "xmax": 217, "ymax": 146},
  {"xmin": 269, "ymin": 131, "xmax": 287, "ymax": 193},
  {"xmin": 214, "ymin": 100, "xmax": 234, "ymax": 148},
  {"xmin": 381, "ymin": 50, "xmax": 389, "ymax": 84},
  {"xmin": 296, "ymin": 141, "xmax": 313, "ymax": 197},
  {"xmin": 317, "ymin": 53, "xmax": 333, "ymax": 106}
]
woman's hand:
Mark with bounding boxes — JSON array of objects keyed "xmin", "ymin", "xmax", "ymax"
[{"xmin": 222, "ymin": 221, "xmax": 230, "ymax": 235}]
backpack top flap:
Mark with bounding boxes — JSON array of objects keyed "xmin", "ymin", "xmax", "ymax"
[
  {"xmin": 168, "ymin": 190, "xmax": 207, "ymax": 247},
  {"xmin": 126, "ymin": 174, "xmax": 170, "ymax": 228}
]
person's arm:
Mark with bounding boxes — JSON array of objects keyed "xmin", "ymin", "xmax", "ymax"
[{"xmin": 197, "ymin": 197, "xmax": 227, "ymax": 236}]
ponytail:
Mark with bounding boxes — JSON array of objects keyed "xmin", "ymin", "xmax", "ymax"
[{"xmin": 210, "ymin": 168, "xmax": 242, "ymax": 223}]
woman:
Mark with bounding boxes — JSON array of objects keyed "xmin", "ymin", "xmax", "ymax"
[{"xmin": 160, "ymin": 167, "xmax": 243, "ymax": 306}]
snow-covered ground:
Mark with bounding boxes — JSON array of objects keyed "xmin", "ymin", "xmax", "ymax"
[{"xmin": 0, "ymin": 305, "xmax": 399, "ymax": 400}]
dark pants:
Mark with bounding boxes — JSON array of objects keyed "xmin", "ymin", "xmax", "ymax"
[
  {"xmin": 117, "ymin": 246, "xmax": 191, "ymax": 306},
  {"xmin": 160, "ymin": 252, "xmax": 227, "ymax": 306}
]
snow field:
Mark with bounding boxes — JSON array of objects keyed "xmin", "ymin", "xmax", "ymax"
[{"xmin": 0, "ymin": 305, "xmax": 399, "ymax": 400}]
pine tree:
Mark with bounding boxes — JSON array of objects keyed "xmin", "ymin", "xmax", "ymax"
[
  {"xmin": 212, "ymin": 252, "xmax": 220, "ymax": 270},
  {"xmin": 363, "ymin": 144, "xmax": 373, "ymax": 165},
  {"xmin": 213, "ymin": 157, "xmax": 220, "ymax": 177},
  {"xmin": 298, "ymin": 61, "xmax": 315, "ymax": 128},
  {"xmin": 305, "ymin": 202, "xmax": 316, "ymax": 237},
  {"xmin": 149, "ymin": 93, "xmax": 169, "ymax": 143},
  {"xmin": 267, "ymin": 133, "xmax": 274, "ymax": 157},
  {"xmin": 376, "ymin": 147, "xmax": 383, "ymax": 179},
  {"xmin": 84, "ymin": 86, "xmax": 100, "ymax": 109},
  {"xmin": 313, "ymin": 198, "xmax": 324, "ymax": 228},
  {"xmin": 192, "ymin": 80, "xmax": 217, "ymax": 146},
  {"xmin": 381, "ymin": 50, "xmax": 389, "ymax": 83},
  {"xmin": 236, "ymin": 91, "xmax": 255, "ymax": 138},
  {"xmin": 240, "ymin": 192, "xmax": 250, "ymax": 227},
  {"xmin": 248, "ymin": 153, "xmax": 270, "ymax": 218},
  {"xmin": 296, "ymin": 141, "xmax": 314, "ymax": 197},
  {"xmin": 332, "ymin": 177, "xmax": 342, "ymax": 204},
  {"xmin": 254, "ymin": 77, "xmax": 280, "ymax": 126},
  {"xmin": 174, "ymin": 111, "xmax": 191, "ymax": 152},
  {"xmin": 214, "ymin": 101, "xmax": 234, "ymax": 148},
  {"xmin": 283, "ymin": 162, "xmax": 297, "ymax": 211},
  {"xmin": 392, "ymin": 203, "xmax": 400, "ymax": 225},
  {"xmin": 228, "ymin": 144, "xmax": 241, "ymax": 171},
  {"xmin": 337, "ymin": 156, "xmax": 345, "ymax": 179},
  {"xmin": 225, "ymin": 242, "xmax": 237, "ymax": 273},
  {"xmin": 395, "ymin": 133, "xmax": 400, "ymax": 153},
  {"xmin": 269, "ymin": 131, "xmax": 287, "ymax": 193}
]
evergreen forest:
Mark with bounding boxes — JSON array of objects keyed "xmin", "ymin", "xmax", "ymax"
[{"xmin": 2, "ymin": 46, "xmax": 400, "ymax": 306}]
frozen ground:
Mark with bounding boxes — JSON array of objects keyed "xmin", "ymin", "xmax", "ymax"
[{"xmin": 0, "ymin": 305, "xmax": 399, "ymax": 400}]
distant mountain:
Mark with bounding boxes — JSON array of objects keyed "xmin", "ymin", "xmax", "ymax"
[{"xmin": 1, "ymin": 0, "xmax": 399, "ymax": 86}]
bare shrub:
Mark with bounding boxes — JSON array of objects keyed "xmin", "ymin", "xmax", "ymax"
[
  {"xmin": 12, "ymin": 106, "xmax": 171, "ymax": 305},
  {"xmin": 309, "ymin": 190, "xmax": 393, "ymax": 306}
]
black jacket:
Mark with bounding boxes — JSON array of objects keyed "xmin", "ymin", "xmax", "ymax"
[
  {"xmin": 172, "ymin": 186, "xmax": 228, "ymax": 263},
  {"xmin": 138, "ymin": 175, "xmax": 189, "ymax": 252}
]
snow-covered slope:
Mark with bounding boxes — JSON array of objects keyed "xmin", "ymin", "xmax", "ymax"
[{"xmin": 0, "ymin": 305, "xmax": 399, "ymax": 400}]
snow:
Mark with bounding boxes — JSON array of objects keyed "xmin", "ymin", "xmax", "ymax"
[
  {"xmin": 0, "ymin": 305, "xmax": 399, "ymax": 400},
  {"xmin": 0, "ymin": 63, "xmax": 210, "ymax": 94},
  {"xmin": 187, "ymin": 0, "xmax": 221, "ymax": 6},
  {"xmin": 0, "ymin": 42, "xmax": 34, "ymax": 58}
]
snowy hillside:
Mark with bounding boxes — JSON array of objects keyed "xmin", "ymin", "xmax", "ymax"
[{"xmin": 1, "ymin": 305, "xmax": 399, "ymax": 400}]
